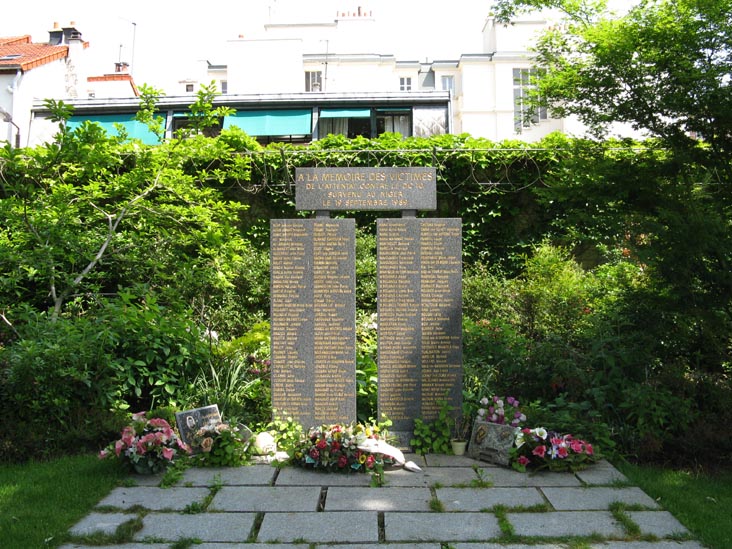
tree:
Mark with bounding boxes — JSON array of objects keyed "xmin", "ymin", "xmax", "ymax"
[{"xmin": 493, "ymin": 0, "xmax": 732, "ymax": 184}]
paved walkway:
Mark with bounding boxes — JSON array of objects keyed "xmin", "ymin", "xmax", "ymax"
[{"xmin": 61, "ymin": 454, "xmax": 704, "ymax": 549}]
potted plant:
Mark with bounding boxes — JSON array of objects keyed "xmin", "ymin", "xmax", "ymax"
[{"xmin": 451, "ymin": 415, "xmax": 472, "ymax": 455}]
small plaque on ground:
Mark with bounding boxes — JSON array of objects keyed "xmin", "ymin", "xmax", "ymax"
[
  {"xmin": 468, "ymin": 419, "xmax": 516, "ymax": 466},
  {"xmin": 175, "ymin": 405, "xmax": 222, "ymax": 449}
]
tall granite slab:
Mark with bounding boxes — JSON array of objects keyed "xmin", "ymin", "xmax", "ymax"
[
  {"xmin": 377, "ymin": 218, "xmax": 463, "ymax": 442},
  {"xmin": 270, "ymin": 218, "xmax": 356, "ymax": 428}
]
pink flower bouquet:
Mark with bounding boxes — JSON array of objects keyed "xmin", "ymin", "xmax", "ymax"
[
  {"xmin": 510, "ymin": 427, "xmax": 599, "ymax": 472},
  {"xmin": 99, "ymin": 412, "xmax": 190, "ymax": 474}
]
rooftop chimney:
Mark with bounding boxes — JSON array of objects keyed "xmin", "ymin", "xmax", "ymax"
[{"xmin": 49, "ymin": 22, "xmax": 83, "ymax": 45}]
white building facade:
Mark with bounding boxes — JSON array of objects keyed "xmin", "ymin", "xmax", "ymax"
[{"xmin": 9, "ymin": 7, "xmax": 588, "ymax": 146}]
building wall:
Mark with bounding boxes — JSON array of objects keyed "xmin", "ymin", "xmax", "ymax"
[
  {"xmin": 227, "ymin": 39, "xmax": 305, "ymax": 94},
  {"xmin": 2, "ymin": 57, "xmax": 75, "ymax": 147}
]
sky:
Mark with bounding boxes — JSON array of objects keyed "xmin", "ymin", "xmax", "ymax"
[
  {"xmin": 1, "ymin": 1, "xmax": 494, "ymax": 89},
  {"xmin": 1, "ymin": 0, "xmax": 637, "ymax": 92}
]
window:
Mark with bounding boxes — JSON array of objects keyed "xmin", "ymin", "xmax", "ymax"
[
  {"xmin": 399, "ymin": 77, "xmax": 412, "ymax": 91},
  {"xmin": 513, "ymin": 68, "xmax": 547, "ymax": 132},
  {"xmin": 185, "ymin": 83, "xmax": 194, "ymax": 93},
  {"xmin": 376, "ymin": 109, "xmax": 411, "ymax": 137},
  {"xmin": 318, "ymin": 108, "xmax": 371, "ymax": 138},
  {"xmin": 441, "ymin": 75, "xmax": 455, "ymax": 93},
  {"xmin": 220, "ymin": 80, "xmax": 228, "ymax": 94},
  {"xmin": 305, "ymin": 71, "xmax": 322, "ymax": 92}
]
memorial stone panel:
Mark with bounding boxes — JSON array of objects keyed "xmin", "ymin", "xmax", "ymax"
[
  {"xmin": 295, "ymin": 167, "xmax": 437, "ymax": 211},
  {"xmin": 270, "ymin": 218, "xmax": 356, "ymax": 428},
  {"xmin": 377, "ymin": 218, "xmax": 462, "ymax": 442}
]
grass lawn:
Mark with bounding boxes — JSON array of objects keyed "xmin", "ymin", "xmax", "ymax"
[
  {"xmin": 617, "ymin": 460, "xmax": 732, "ymax": 549},
  {"xmin": 0, "ymin": 454, "xmax": 125, "ymax": 549}
]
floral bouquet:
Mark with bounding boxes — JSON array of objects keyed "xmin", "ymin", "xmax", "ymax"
[
  {"xmin": 291, "ymin": 423, "xmax": 393, "ymax": 473},
  {"xmin": 189, "ymin": 421, "xmax": 250, "ymax": 467},
  {"xmin": 99, "ymin": 412, "xmax": 190, "ymax": 474},
  {"xmin": 478, "ymin": 396, "xmax": 526, "ymax": 428},
  {"xmin": 510, "ymin": 427, "xmax": 599, "ymax": 472}
]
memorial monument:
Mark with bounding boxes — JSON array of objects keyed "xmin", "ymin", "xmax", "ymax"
[{"xmin": 270, "ymin": 167, "xmax": 462, "ymax": 443}]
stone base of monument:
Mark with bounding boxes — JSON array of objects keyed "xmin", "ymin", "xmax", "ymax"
[
  {"xmin": 468, "ymin": 419, "xmax": 516, "ymax": 466},
  {"xmin": 388, "ymin": 431, "xmax": 415, "ymax": 452}
]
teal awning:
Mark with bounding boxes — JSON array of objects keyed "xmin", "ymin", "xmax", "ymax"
[
  {"xmin": 223, "ymin": 109, "xmax": 312, "ymax": 136},
  {"xmin": 67, "ymin": 114, "xmax": 161, "ymax": 145},
  {"xmin": 319, "ymin": 108, "xmax": 371, "ymax": 118}
]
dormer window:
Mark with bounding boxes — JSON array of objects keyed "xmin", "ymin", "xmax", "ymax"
[{"xmin": 0, "ymin": 54, "xmax": 22, "ymax": 61}]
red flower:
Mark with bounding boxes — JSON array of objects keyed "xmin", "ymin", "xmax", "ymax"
[
  {"xmin": 331, "ymin": 440, "xmax": 341, "ymax": 451},
  {"xmin": 585, "ymin": 443, "xmax": 594, "ymax": 455},
  {"xmin": 309, "ymin": 448, "xmax": 320, "ymax": 460},
  {"xmin": 316, "ymin": 438, "xmax": 328, "ymax": 450},
  {"xmin": 532, "ymin": 445, "xmax": 547, "ymax": 458},
  {"xmin": 570, "ymin": 440, "xmax": 584, "ymax": 453},
  {"xmin": 518, "ymin": 455, "xmax": 530, "ymax": 466},
  {"xmin": 557, "ymin": 446, "xmax": 569, "ymax": 458},
  {"xmin": 337, "ymin": 455, "xmax": 348, "ymax": 468},
  {"xmin": 365, "ymin": 455, "xmax": 376, "ymax": 469}
]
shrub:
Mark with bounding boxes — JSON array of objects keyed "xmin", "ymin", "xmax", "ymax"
[
  {"xmin": 103, "ymin": 291, "xmax": 212, "ymax": 412},
  {"xmin": 188, "ymin": 321, "xmax": 271, "ymax": 426},
  {"xmin": 0, "ymin": 313, "xmax": 122, "ymax": 461}
]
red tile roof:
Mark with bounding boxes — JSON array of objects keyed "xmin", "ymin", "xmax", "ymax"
[
  {"xmin": 88, "ymin": 73, "xmax": 141, "ymax": 96},
  {"xmin": 0, "ymin": 35, "xmax": 68, "ymax": 71}
]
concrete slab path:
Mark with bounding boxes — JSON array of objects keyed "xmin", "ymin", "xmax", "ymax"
[{"xmin": 61, "ymin": 455, "xmax": 705, "ymax": 549}]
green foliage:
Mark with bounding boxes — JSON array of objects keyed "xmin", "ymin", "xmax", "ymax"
[
  {"xmin": 356, "ymin": 229, "xmax": 378, "ymax": 311},
  {"xmin": 191, "ymin": 322, "xmax": 272, "ymax": 426},
  {"xmin": 267, "ymin": 413, "xmax": 304, "ymax": 455},
  {"xmin": 356, "ymin": 312, "xmax": 378, "ymax": 422},
  {"xmin": 2, "ymin": 90, "xmax": 731, "ymax": 468},
  {"xmin": 0, "ymin": 312, "xmax": 123, "ymax": 460},
  {"xmin": 190, "ymin": 425, "xmax": 250, "ymax": 467},
  {"xmin": 494, "ymin": 0, "xmax": 732, "ymax": 184},
  {"xmin": 410, "ymin": 399, "xmax": 454, "ymax": 455},
  {"xmin": 103, "ymin": 291, "xmax": 211, "ymax": 411}
]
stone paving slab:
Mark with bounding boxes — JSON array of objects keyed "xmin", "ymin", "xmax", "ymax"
[
  {"xmin": 590, "ymin": 540, "xmax": 704, "ymax": 549},
  {"xmin": 68, "ymin": 512, "xmax": 135, "ymax": 536},
  {"xmin": 589, "ymin": 542, "xmax": 705, "ymax": 549},
  {"xmin": 385, "ymin": 511, "xmax": 501, "ymax": 542},
  {"xmin": 195, "ymin": 545, "xmax": 308, "ymax": 549},
  {"xmin": 325, "ymin": 486, "xmax": 433, "ymax": 511},
  {"xmin": 209, "ymin": 486, "xmax": 321, "ymax": 512},
  {"xmin": 322, "ymin": 543, "xmax": 442, "ymax": 549},
  {"xmin": 178, "ymin": 464, "xmax": 276, "ymax": 486},
  {"xmin": 95, "ymin": 486, "xmax": 210, "ymax": 511},
  {"xmin": 423, "ymin": 454, "xmax": 489, "ymax": 467},
  {"xmin": 629, "ymin": 510, "xmax": 691, "ymax": 537},
  {"xmin": 196, "ymin": 545, "xmax": 308, "ymax": 549},
  {"xmin": 542, "ymin": 487, "xmax": 660, "ymax": 510},
  {"xmin": 125, "ymin": 474, "xmax": 164, "ymax": 487},
  {"xmin": 437, "ymin": 487, "xmax": 545, "ymax": 511},
  {"xmin": 480, "ymin": 467, "xmax": 582, "ymax": 487},
  {"xmin": 508, "ymin": 510, "xmax": 624, "ymax": 537},
  {"xmin": 275, "ymin": 467, "xmax": 374, "ymax": 486},
  {"xmin": 258, "ymin": 511, "xmax": 379, "ymax": 543},
  {"xmin": 576, "ymin": 461, "xmax": 630, "ymax": 485},
  {"xmin": 450, "ymin": 543, "xmax": 567, "ymax": 549},
  {"xmin": 60, "ymin": 545, "xmax": 167, "ymax": 549},
  {"xmin": 420, "ymin": 466, "xmax": 488, "ymax": 487},
  {"xmin": 133, "ymin": 511, "xmax": 255, "ymax": 543}
]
